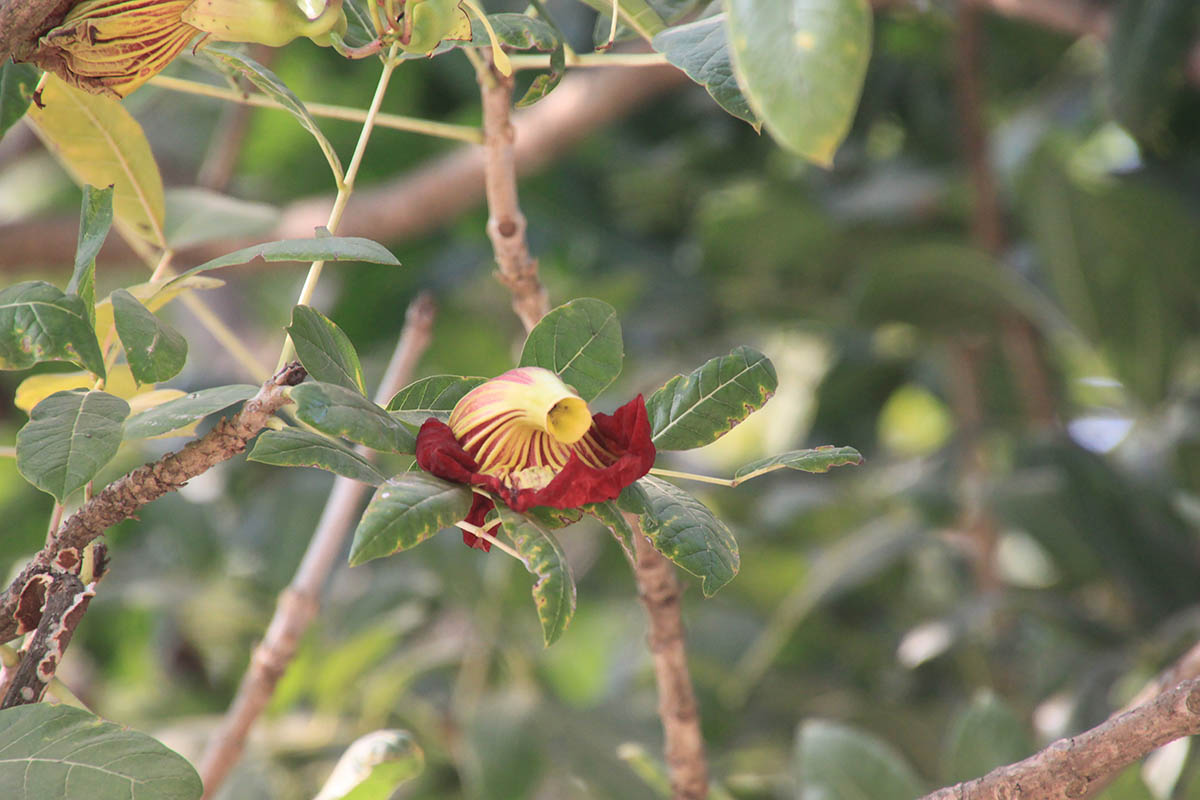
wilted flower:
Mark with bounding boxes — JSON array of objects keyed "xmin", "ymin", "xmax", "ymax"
[
  {"xmin": 32, "ymin": 0, "xmax": 199, "ymax": 98},
  {"xmin": 416, "ymin": 367, "xmax": 655, "ymax": 551},
  {"xmin": 28, "ymin": 0, "xmax": 348, "ymax": 99}
]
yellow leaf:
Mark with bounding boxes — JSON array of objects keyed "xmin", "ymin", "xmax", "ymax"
[
  {"xmin": 127, "ymin": 388, "xmax": 186, "ymax": 415},
  {"xmin": 16, "ymin": 364, "xmax": 141, "ymax": 412},
  {"xmin": 25, "ymin": 74, "xmax": 166, "ymax": 247}
]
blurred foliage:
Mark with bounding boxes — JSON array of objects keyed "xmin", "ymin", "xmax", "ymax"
[{"xmin": 1, "ymin": 1, "xmax": 1200, "ymax": 798}]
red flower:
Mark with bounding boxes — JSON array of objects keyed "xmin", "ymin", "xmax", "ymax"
[{"xmin": 415, "ymin": 367, "xmax": 655, "ymax": 551}]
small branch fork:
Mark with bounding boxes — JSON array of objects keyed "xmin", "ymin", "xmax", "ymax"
[
  {"xmin": 0, "ymin": 363, "xmax": 307, "ymax": 648},
  {"xmin": 198, "ymin": 294, "xmax": 436, "ymax": 799}
]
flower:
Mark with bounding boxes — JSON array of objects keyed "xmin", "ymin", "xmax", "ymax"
[
  {"xmin": 32, "ymin": 0, "xmax": 200, "ymax": 98},
  {"xmin": 415, "ymin": 367, "xmax": 655, "ymax": 551}
]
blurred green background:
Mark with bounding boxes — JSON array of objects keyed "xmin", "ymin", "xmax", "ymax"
[{"xmin": 1, "ymin": 1, "xmax": 1200, "ymax": 797}]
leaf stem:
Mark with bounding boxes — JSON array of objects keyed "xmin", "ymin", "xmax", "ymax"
[
  {"xmin": 456, "ymin": 520, "xmax": 521, "ymax": 561},
  {"xmin": 507, "ymin": 52, "xmax": 669, "ymax": 70},
  {"xmin": 648, "ymin": 467, "xmax": 736, "ymax": 488},
  {"xmin": 275, "ymin": 43, "xmax": 403, "ymax": 371},
  {"xmin": 148, "ymin": 75, "xmax": 482, "ymax": 144},
  {"xmin": 178, "ymin": 293, "xmax": 271, "ymax": 382}
]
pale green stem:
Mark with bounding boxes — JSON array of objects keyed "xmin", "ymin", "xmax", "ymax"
[
  {"xmin": 148, "ymin": 75, "xmax": 482, "ymax": 144},
  {"xmin": 45, "ymin": 502, "xmax": 65, "ymax": 547},
  {"xmin": 275, "ymin": 44, "xmax": 403, "ymax": 371},
  {"xmin": 648, "ymin": 467, "xmax": 737, "ymax": 488},
  {"xmin": 507, "ymin": 51, "xmax": 669, "ymax": 70},
  {"xmin": 148, "ymin": 248, "xmax": 175, "ymax": 282},
  {"xmin": 456, "ymin": 520, "xmax": 520, "ymax": 561}
]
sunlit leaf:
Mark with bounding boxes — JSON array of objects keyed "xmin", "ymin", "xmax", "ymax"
[
  {"xmin": 652, "ymin": 15, "xmax": 758, "ymax": 129},
  {"xmin": 249, "ymin": 428, "xmax": 386, "ymax": 486},
  {"xmin": 349, "ymin": 473, "xmax": 474, "ymax": 565},
  {"xmin": 794, "ymin": 719, "xmax": 924, "ymax": 800},
  {"xmin": 725, "ymin": 0, "xmax": 871, "ymax": 166},
  {"xmin": 17, "ymin": 389, "xmax": 129, "ymax": 502},
  {"xmin": 645, "ymin": 345, "xmax": 776, "ymax": 450},
  {"xmin": 313, "ymin": 729, "xmax": 425, "ymax": 800},
  {"xmin": 0, "ymin": 281, "xmax": 106, "ymax": 378},
  {"xmin": 733, "ymin": 446, "xmax": 863, "ymax": 483},
  {"xmin": 167, "ymin": 237, "xmax": 399, "ymax": 285},
  {"xmin": 292, "ymin": 381, "xmax": 416, "ymax": 453},
  {"xmin": 202, "ymin": 43, "xmax": 345, "ymax": 183},
  {"xmin": 25, "ymin": 74, "xmax": 166, "ymax": 246},
  {"xmin": 0, "ymin": 62, "xmax": 40, "ymax": 139},
  {"xmin": 112, "ymin": 289, "xmax": 188, "ymax": 384},
  {"xmin": 496, "ymin": 505, "xmax": 578, "ymax": 646},
  {"xmin": 68, "ymin": 185, "xmax": 113, "ymax": 330},
  {"xmin": 288, "ymin": 305, "xmax": 366, "ymax": 394},
  {"xmin": 386, "ymin": 375, "xmax": 486, "ymax": 425},
  {"xmin": 619, "ymin": 476, "xmax": 738, "ymax": 597},
  {"xmin": 0, "ymin": 704, "xmax": 202, "ymax": 800},
  {"xmin": 95, "ymin": 277, "xmax": 224, "ymax": 347},
  {"xmin": 123, "ymin": 384, "xmax": 258, "ymax": 439},
  {"xmin": 519, "ymin": 298, "xmax": 623, "ymax": 402}
]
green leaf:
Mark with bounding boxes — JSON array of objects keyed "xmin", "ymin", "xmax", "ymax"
[
  {"xmin": 167, "ymin": 237, "xmax": 399, "ymax": 286},
  {"xmin": 25, "ymin": 74, "xmax": 166, "ymax": 246},
  {"xmin": 474, "ymin": 15, "xmax": 565, "ymax": 107},
  {"xmin": 942, "ymin": 692, "xmax": 1032, "ymax": 785},
  {"xmin": 0, "ymin": 62, "xmax": 40, "ymax": 139},
  {"xmin": 1106, "ymin": 0, "xmax": 1200, "ymax": 142},
  {"xmin": 521, "ymin": 505, "xmax": 584, "ymax": 530},
  {"xmin": 112, "ymin": 289, "xmax": 188, "ymax": 385},
  {"xmin": 496, "ymin": 505, "xmax": 577, "ymax": 646},
  {"xmin": 575, "ymin": 0, "xmax": 667, "ymax": 39},
  {"xmin": 288, "ymin": 306, "xmax": 366, "ymax": 394},
  {"xmin": 0, "ymin": 281, "xmax": 107, "ymax": 377},
  {"xmin": 584, "ymin": 500, "xmax": 635, "ymax": 561},
  {"xmin": 292, "ymin": 381, "xmax": 416, "ymax": 453},
  {"xmin": 314, "ymin": 730, "xmax": 425, "ymax": 800},
  {"xmin": 386, "ymin": 375, "xmax": 486, "ymax": 425},
  {"xmin": 733, "ymin": 446, "xmax": 863, "ymax": 483},
  {"xmin": 249, "ymin": 428, "xmax": 386, "ymax": 486},
  {"xmin": 123, "ymin": 384, "xmax": 258, "ymax": 439},
  {"xmin": 164, "ymin": 187, "xmax": 280, "ymax": 249},
  {"xmin": 16, "ymin": 390, "xmax": 130, "ymax": 502},
  {"xmin": 349, "ymin": 473, "xmax": 474, "ymax": 565},
  {"xmin": 518, "ymin": 298, "xmax": 623, "ymax": 402},
  {"xmin": 645, "ymin": 345, "xmax": 777, "ymax": 451},
  {"xmin": 0, "ymin": 704, "xmax": 202, "ymax": 800},
  {"xmin": 69, "ymin": 185, "xmax": 114, "ymax": 330},
  {"xmin": 652, "ymin": 16, "xmax": 759, "ymax": 129},
  {"xmin": 725, "ymin": 0, "xmax": 872, "ymax": 166},
  {"xmin": 794, "ymin": 719, "xmax": 924, "ymax": 800},
  {"xmin": 203, "ymin": 43, "xmax": 344, "ymax": 183},
  {"xmin": 618, "ymin": 476, "xmax": 738, "ymax": 597}
]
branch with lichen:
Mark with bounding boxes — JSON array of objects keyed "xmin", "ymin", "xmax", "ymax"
[{"xmin": 0, "ymin": 363, "xmax": 306, "ymax": 647}]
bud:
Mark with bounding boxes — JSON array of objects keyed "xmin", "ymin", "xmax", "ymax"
[
  {"xmin": 30, "ymin": 0, "xmax": 199, "ymax": 98},
  {"xmin": 182, "ymin": 0, "xmax": 348, "ymax": 49}
]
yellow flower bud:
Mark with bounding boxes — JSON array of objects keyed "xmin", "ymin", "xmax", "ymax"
[{"xmin": 182, "ymin": 0, "xmax": 347, "ymax": 48}]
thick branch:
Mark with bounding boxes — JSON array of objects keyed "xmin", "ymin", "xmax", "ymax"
[
  {"xmin": 0, "ymin": 362, "xmax": 306, "ymax": 645},
  {"xmin": 922, "ymin": 678, "xmax": 1200, "ymax": 799},
  {"xmin": 0, "ymin": 0, "xmax": 74, "ymax": 64},
  {"xmin": 631, "ymin": 518, "xmax": 708, "ymax": 800},
  {"xmin": 0, "ymin": 571, "xmax": 91, "ymax": 708},
  {"xmin": 479, "ymin": 68, "xmax": 548, "ymax": 332},
  {"xmin": 198, "ymin": 294, "xmax": 435, "ymax": 799}
]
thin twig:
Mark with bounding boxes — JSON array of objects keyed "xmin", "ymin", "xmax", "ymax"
[
  {"xmin": 630, "ymin": 515, "xmax": 708, "ymax": 800},
  {"xmin": 198, "ymin": 294, "xmax": 436, "ymax": 799},
  {"xmin": 921, "ymin": 677, "xmax": 1200, "ymax": 799},
  {"xmin": 478, "ymin": 63, "xmax": 549, "ymax": 333},
  {"xmin": 0, "ymin": 363, "xmax": 306, "ymax": 646}
]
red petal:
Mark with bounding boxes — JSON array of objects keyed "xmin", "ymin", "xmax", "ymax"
[{"xmin": 461, "ymin": 494, "xmax": 495, "ymax": 552}]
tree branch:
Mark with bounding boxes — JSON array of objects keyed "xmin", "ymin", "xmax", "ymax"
[
  {"xmin": 922, "ymin": 677, "xmax": 1200, "ymax": 799},
  {"xmin": 0, "ymin": 362, "xmax": 307, "ymax": 646},
  {"xmin": 0, "ymin": 0, "xmax": 74, "ymax": 64},
  {"xmin": 479, "ymin": 66, "xmax": 548, "ymax": 331},
  {"xmin": 631, "ymin": 519, "xmax": 708, "ymax": 800},
  {"xmin": 198, "ymin": 294, "xmax": 435, "ymax": 799},
  {"xmin": 0, "ymin": 571, "xmax": 91, "ymax": 708}
]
